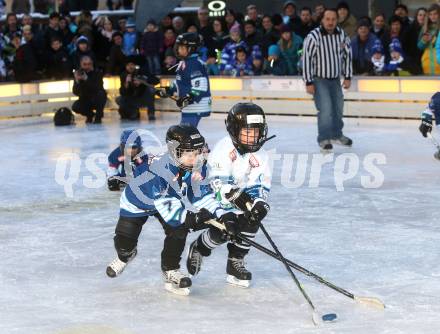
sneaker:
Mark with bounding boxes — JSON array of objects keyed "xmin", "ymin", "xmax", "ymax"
[
  {"xmin": 332, "ymin": 135, "xmax": 353, "ymax": 146},
  {"xmin": 106, "ymin": 248, "xmax": 137, "ymax": 278},
  {"xmin": 186, "ymin": 240, "xmax": 203, "ymax": 276},
  {"xmin": 226, "ymin": 257, "xmax": 252, "ymax": 288}
]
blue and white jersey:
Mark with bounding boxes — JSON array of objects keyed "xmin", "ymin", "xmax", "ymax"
[
  {"xmin": 120, "ymin": 154, "xmax": 223, "ymax": 227},
  {"xmin": 421, "ymin": 92, "xmax": 440, "ymax": 125},
  {"xmin": 107, "ymin": 146, "xmax": 149, "ymax": 179},
  {"xmin": 173, "ymin": 54, "xmax": 211, "ymax": 116},
  {"xmin": 208, "ymin": 136, "xmax": 272, "ymax": 212}
]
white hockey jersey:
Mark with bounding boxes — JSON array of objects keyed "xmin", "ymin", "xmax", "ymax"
[{"xmin": 208, "ymin": 136, "xmax": 271, "ymax": 209}]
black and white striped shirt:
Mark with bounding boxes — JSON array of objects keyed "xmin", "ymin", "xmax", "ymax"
[{"xmin": 302, "ymin": 26, "xmax": 353, "ymax": 84}]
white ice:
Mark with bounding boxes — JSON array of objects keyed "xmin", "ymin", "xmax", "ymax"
[{"xmin": 1, "ymin": 111, "xmax": 440, "ymax": 334}]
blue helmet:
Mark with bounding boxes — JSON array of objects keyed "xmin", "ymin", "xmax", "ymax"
[
  {"xmin": 120, "ymin": 130, "xmax": 142, "ymax": 149},
  {"xmin": 429, "ymin": 92, "xmax": 440, "ymax": 113}
]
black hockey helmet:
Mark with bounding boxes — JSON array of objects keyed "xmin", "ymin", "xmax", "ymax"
[
  {"xmin": 225, "ymin": 102, "xmax": 268, "ymax": 154},
  {"xmin": 174, "ymin": 32, "xmax": 201, "ymax": 59},
  {"xmin": 166, "ymin": 124, "xmax": 207, "ymax": 171}
]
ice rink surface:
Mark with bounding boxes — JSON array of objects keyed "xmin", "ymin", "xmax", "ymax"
[{"xmin": 1, "ymin": 111, "xmax": 440, "ymax": 334}]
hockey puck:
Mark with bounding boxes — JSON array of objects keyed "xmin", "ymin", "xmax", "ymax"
[{"xmin": 322, "ymin": 313, "xmax": 337, "ymax": 322}]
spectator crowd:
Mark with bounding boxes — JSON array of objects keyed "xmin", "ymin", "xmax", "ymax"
[{"xmin": 0, "ymin": 1, "xmax": 439, "ymax": 83}]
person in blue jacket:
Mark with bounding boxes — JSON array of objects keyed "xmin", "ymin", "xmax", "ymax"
[
  {"xmin": 106, "ymin": 124, "xmax": 237, "ymax": 295},
  {"xmin": 106, "ymin": 129, "xmax": 148, "ymax": 191},
  {"xmin": 157, "ymin": 32, "xmax": 212, "ymax": 128}
]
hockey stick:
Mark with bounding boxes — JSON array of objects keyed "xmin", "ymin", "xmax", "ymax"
[
  {"xmin": 206, "ymin": 219, "xmax": 385, "ymax": 310},
  {"xmin": 258, "ymin": 221, "xmax": 323, "ymax": 325}
]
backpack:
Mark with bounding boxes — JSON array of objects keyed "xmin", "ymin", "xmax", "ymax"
[{"xmin": 54, "ymin": 107, "xmax": 75, "ymax": 126}]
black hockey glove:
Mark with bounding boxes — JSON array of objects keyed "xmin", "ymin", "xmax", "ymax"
[
  {"xmin": 155, "ymin": 88, "xmax": 170, "ymax": 98},
  {"xmin": 107, "ymin": 177, "xmax": 120, "ymax": 191},
  {"xmin": 249, "ymin": 200, "xmax": 270, "ymax": 223},
  {"xmin": 419, "ymin": 114, "xmax": 433, "ymax": 138},
  {"xmin": 219, "ymin": 212, "xmax": 239, "ymax": 240},
  {"xmin": 176, "ymin": 94, "xmax": 194, "ymax": 108},
  {"xmin": 225, "ymin": 188, "xmax": 253, "ymax": 212},
  {"xmin": 184, "ymin": 208, "xmax": 213, "ymax": 231}
]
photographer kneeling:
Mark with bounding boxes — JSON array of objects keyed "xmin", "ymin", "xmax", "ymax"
[
  {"xmin": 116, "ymin": 56, "xmax": 158, "ymax": 121},
  {"xmin": 72, "ymin": 56, "xmax": 107, "ymax": 124}
]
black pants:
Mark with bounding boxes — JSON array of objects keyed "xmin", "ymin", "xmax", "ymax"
[
  {"xmin": 196, "ymin": 214, "xmax": 259, "ymax": 258},
  {"xmin": 116, "ymin": 88, "xmax": 155, "ymax": 120},
  {"xmin": 72, "ymin": 90, "xmax": 107, "ymax": 119},
  {"xmin": 114, "ymin": 214, "xmax": 188, "ymax": 271}
]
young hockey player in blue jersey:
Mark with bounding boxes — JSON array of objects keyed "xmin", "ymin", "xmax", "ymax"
[
  {"xmin": 106, "ymin": 130, "xmax": 148, "ymax": 191},
  {"xmin": 157, "ymin": 32, "xmax": 211, "ymax": 128},
  {"xmin": 186, "ymin": 103, "xmax": 273, "ymax": 288},
  {"xmin": 419, "ymin": 92, "xmax": 440, "ymax": 159},
  {"xmin": 106, "ymin": 124, "xmax": 236, "ymax": 295}
]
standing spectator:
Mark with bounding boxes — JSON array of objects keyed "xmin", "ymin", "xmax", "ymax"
[
  {"xmin": 436, "ymin": 31, "xmax": 440, "ymax": 65},
  {"xmin": 34, "ymin": 0, "xmax": 49, "ymax": 14},
  {"xmin": 76, "ymin": 10, "xmax": 94, "ymax": 47},
  {"xmin": 394, "ymin": 4, "xmax": 411, "ymax": 35},
  {"xmin": 122, "ymin": 18, "xmax": 138, "ymax": 56},
  {"xmin": 106, "ymin": 31, "xmax": 126, "ymax": 75},
  {"xmin": 2, "ymin": 13, "xmax": 21, "ymax": 44},
  {"xmin": 418, "ymin": 4, "xmax": 440, "ymax": 75},
  {"xmin": 251, "ymin": 47, "xmax": 263, "ymax": 75},
  {"xmin": 263, "ymin": 44, "xmax": 288, "ymax": 75},
  {"xmin": 197, "ymin": 7, "xmax": 213, "ymax": 44},
  {"xmin": 21, "ymin": 14, "xmax": 40, "ymax": 36},
  {"xmin": 160, "ymin": 15, "xmax": 173, "ymax": 32},
  {"xmin": 246, "ymin": 4, "xmax": 263, "ymax": 32},
  {"xmin": 261, "ymin": 15, "xmax": 280, "ymax": 56},
  {"xmin": 205, "ymin": 50, "xmax": 219, "ymax": 75},
  {"xmin": 13, "ymin": 26, "xmax": 38, "ymax": 82},
  {"xmin": 406, "ymin": 8, "xmax": 427, "ymax": 74},
  {"xmin": 351, "ymin": 19, "xmax": 380, "ymax": 75},
  {"xmin": 141, "ymin": 19, "xmax": 162, "ymax": 76},
  {"xmin": 0, "ymin": 0, "xmax": 5, "ymax": 17},
  {"xmin": 220, "ymin": 24, "xmax": 247, "ymax": 74},
  {"xmin": 225, "ymin": 9, "xmax": 239, "ymax": 31},
  {"xmin": 162, "ymin": 27, "xmax": 176, "ymax": 53},
  {"xmin": 94, "ymin": 16, "xmax": 115, "ymax": 68},
  {"xmin": 46, "ymin": 37, "xmax": 72, "ymax": 79},
  {"xmin": 283, "ymin": 0, "xmax": 301, "ymax": 32},
  {"xmin": 172, "ymin": 16, "xmax": 185, "ymax": 35},
  {"xmin": 297, "ymin": 7, "xmax": 317, "ymax": 39},
  {"xmin": 381, "ymin": 16, "xmax": 408, "ymax": 62},
  {"xmin": 312, "ymin": 3, "xmax": 325, "ymax": 24},
  {"xmin": 226, "ymin": 46, "xmax": 253, "ymax": 76},
  {"xmin": 206, "ymin": 18, "xmax": 228, "ymax": 55},
  {"xmin": 384, "ymin": 38, "xmax": 412, "ymax": 75},
  {"xmin": 44, "ymin": 12, "xmax": 62, "ymax": 49},
  {"xmin": 371, "ymin": 40, "xmax": 385, "ymax": 75},
  {"xmin": 371, "ymin": 13, "xmax": 388, "ymax": 40},
  {"xmin": 116, "ymin": 56, "xmax": 156, "ymax": 121},
  {"xmin": 72, "ymin": 35, "xmax": 95, "ymax": 69},
  {"xmin": 303, "ymin": 9, "xmax": 353, "ymax": 152},
  {"xmin": 277, "ymin": 24, "xmax": 303, "ymax": 75},
  {"xmin": 162, "ymin": 47, "xmax": 177, "ymax": 74},
  {"xmin": 3, "ymin": 32, "xmax": 22, "ymax": 81},
  {"xmin": 243, "ymin": 20, "xmax": 262, "ymax": 50},
  {"xmin": 59, "ymin": 16, "xmax": 74, "ymax": 50},
  {"xmin": 72, "ymin": 55, "xmax": 107, "ymax": 124},
  {"xmin": 118, "ymin": 18, "xmax": 127, "ymax": 33},
  {"xmin": 337, "ymin": 1, "xmax": 357, "ymax": 38},
  {"xmin": 12, "ymin": 0, "xmax": 30, "ymax": 14}
]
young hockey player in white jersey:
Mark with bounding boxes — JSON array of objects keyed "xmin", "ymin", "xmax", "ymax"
[
  {"xmin": 186, "ymin": 102, "xmax": 273, "ymax": 287},
  {"xmin": 106, "ymin": 124, "xmax": 233, "ymax": 295}
]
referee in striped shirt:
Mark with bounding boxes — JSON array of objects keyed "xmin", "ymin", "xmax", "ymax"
[{"xmin": 302, "ymin": 8, "xmax": 353, "ymax": 152}]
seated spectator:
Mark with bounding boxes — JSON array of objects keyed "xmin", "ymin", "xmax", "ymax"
[
  {"xmin": 72, "ymin": 55, "xmax": 107, "ymax": 124},
  {"xmin": 206, "ymin": 18, "xmax": 228, "ymax": 55},
  {"xmin": 220, "ymin": 24, "xmax": 248, "ymax": 74},
  {"xmin": 283, "ymin": 1, "xmax": 301, "ymax": 32},
  {"xmin": 13, "ymin": 26, "xmax": 38, "ymax": 82},
  {"xmin": 122, "ymin": 18, "xmax": 138, "ymax": 56},
  {"xmin": 106, "ymin": 31, "xmax": 126, "ymax": 75},
  {"xmin": 116, "ymin": 56, "xmax": 157, "ymax": 121},
  {"xmin": 394, "ymin": 4, "xmax": 411, "ymax": 34},
  {"xmin": 351, "ymin": 20, "xmax": 380, "ymax": 75},
  {"xmin": 337, "ymin": 1, "xmax": 357, "ymax": 38},
  {"xmin": 162, "ymin": 47, "xmax": 177, "ymax": 74},
  {"xmin": 225, "ymin": 46, "xmax": 253, "ymax": 76},
  {"xmin": 172, "ymin": 16, "xmax": 185, "ymax": 35},
  {"xmin": 44, "ymin": 12, "xmax": 62, "ymax": 49},
  {"xmin": 277, "ymin": 24, "xmax": 303, "ymax": 75},
  {"xmin": 72, "ymin": 35, "xmax": 95, "ymax": 69},
  {"xmin": 406, "ymin": 8, "xmax": 427, "ymax": 74},
  {"xmin": 297, "ymin": 7, "xmax": 317, "ymax": 39},
  {"xmin": 94, "ymin": 16, "xmax": 115, "ymax": 68},
  {"xmin": 244, "ymin": 20, "xmax": 263, "ymax": 50},
  {"xmin": 263, "ymin": 44, "xmax": 288, "ymax": 75},
  {"xmin": 205, "ymin": 50, "xmax": 220, "ymax": 75},
  {"xmin": 312, "ymin": 3, "xmax": 325, "ymax": 24},
  {"xmin": 261, "ymin": 15, "xmax": 280, "ymax": 56},
  {"xmin": 246, "ymin": 4, "xmax": 263, "ymax": 32},
  {"xmin": 371, "ymin": 13, "xmax": 388, "ymax": 40},
  {"xmin": 162, "ymin": 28, "xmax": 176, "ymax": 55},
  {"xmin": 141, "ymin": 19, "xmax": 162, "ymax": 75},
  {"xmin": 46, "ymin": 37, "xmax": 72, "ymax": 79},
  {"xmin": 251, "ymin": 46, "xmax": 263, "ymax": 75},
  {"xmin": 417, "ymin": 4, "xmax": 440, "ymax": 75},
  {"xmin": 371, "ymin": 40, "xmax": 385, "ymax": 75}
]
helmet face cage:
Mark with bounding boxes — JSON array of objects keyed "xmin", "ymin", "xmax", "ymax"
[
  {"xmin": 174, "ymin": 33, "xmax": 200, "ymax": 59},
  {"xmin": 237, "ymin": 124, "xmax": 267, "ymax": 152},
  {"xmin": 167, "ymin": 140, "xmax": 208, "ymax": 171}
]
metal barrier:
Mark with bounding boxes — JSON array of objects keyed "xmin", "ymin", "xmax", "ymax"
[{"xmin": 0, "ymin": 76, "xmax": 438, "ymax": 119}]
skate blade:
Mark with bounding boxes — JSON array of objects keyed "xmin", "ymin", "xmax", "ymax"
[
  {"xmin": 164, "ymin": 282, "xmax": 190, "ymax": 296},
  {"xmin": 226, "ymin": 275, "xmax": 251, "ymax": 288}
]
